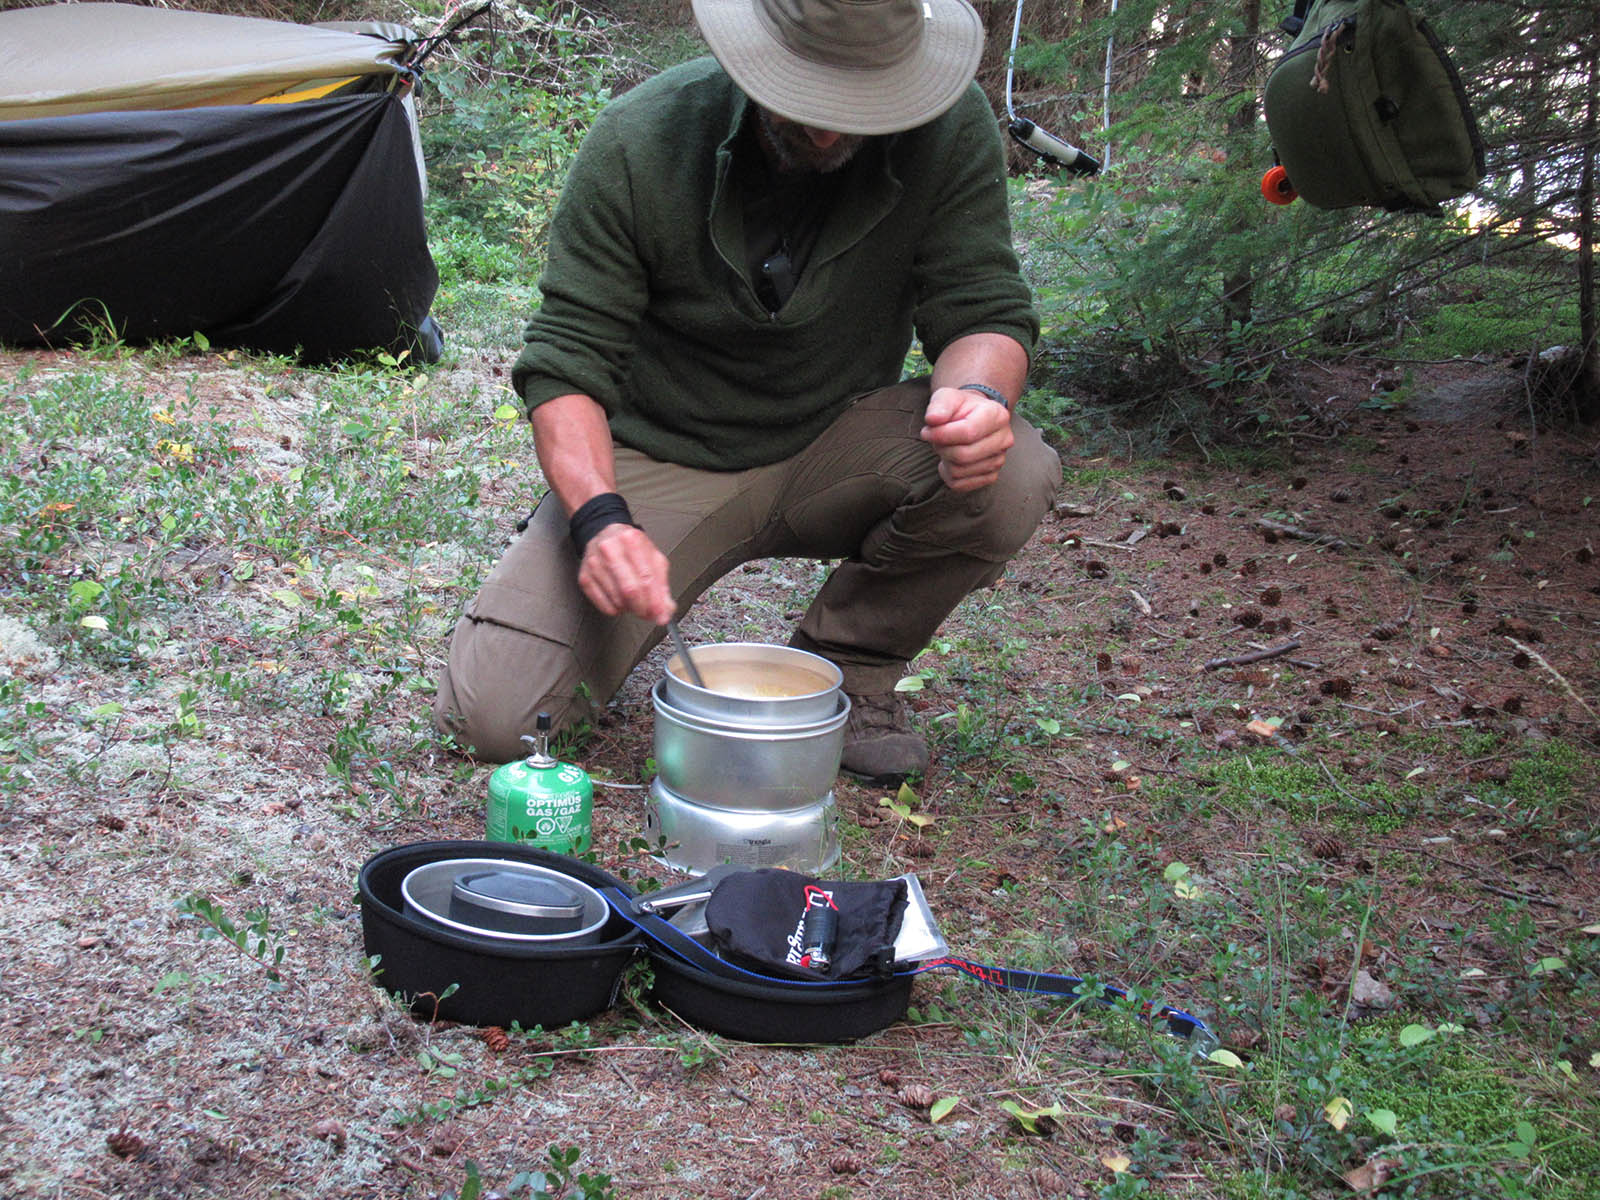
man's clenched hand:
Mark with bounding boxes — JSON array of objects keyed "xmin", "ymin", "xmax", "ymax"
[
  {"xmin": 577, "ymin": 523, "xmax": 676, "ymax": 626},
  {"xmin": 920, "ymin": 386, "xmax": 1015, "ymax": 491}
]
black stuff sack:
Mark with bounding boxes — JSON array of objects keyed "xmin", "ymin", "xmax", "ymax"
[
  {"xmin": 616, "ymin": 868, "xmax": 914, "ymax": 1043},
  {"xmin": 1263, "ymin": 0, "xmax": 1486, "ymax": 214},
  {"xmin": 704, "ymin": 868, "xmax": 906, "ymax": 982}
]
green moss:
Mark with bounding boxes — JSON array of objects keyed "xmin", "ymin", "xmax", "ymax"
[
  {"xmin": 1341, "ymin": 1026, "xmax": 1600, "ymax": 1182},
  {"xmin": 1503, "ymin": 740, "xmax": 1583, "ymax": 808},
  {"xmin": 1204, "ymin": 755, "xmax": 1326, "ymax": 818},
  {"xmin": 1189, "ymin": 752, "xmax": 1425, "ymax": 835},
  {"xmin": 1206, "ymin": 1167, "xmax": 1311, "ymax": 1200}
]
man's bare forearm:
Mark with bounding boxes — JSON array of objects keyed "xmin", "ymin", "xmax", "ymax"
[
  {"xmin": 929, "ymin": 332, "xmax": 1029, "ymax": 406},
  {"xmin": 529, "ymin": 392, "xmax": 619, "ymax": 517},
  {"xmin": 527, "ymin": 391, "xmax": 676, "ymax": 624}
]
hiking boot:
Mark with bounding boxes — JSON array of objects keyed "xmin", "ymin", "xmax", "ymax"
[{"xmin": 839, "ymin": 692, "xmax": 929, "ymax": 781}]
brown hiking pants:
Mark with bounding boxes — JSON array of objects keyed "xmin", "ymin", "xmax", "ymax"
[{"xmin": 433, "ymin": 379, "xmax": 1061, "ymax": 762}]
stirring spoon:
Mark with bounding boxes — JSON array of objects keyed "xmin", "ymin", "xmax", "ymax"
[{"xmin": 667, "ymin": 616, "xmax": 707, "ymax": 688}]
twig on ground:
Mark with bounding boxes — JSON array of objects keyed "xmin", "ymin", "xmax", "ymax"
[
  {"xmin": 1254, "ymin": 517, "xmax": 1348, "ymax": 551},
  {"xmin": 1477, "ymin": 882, "xmax": 1563, "ymax": 910},
  {"xmin": 1200, "ymin": 638, "xmax": 1302, "ymax": 672},
  {"xmin": 1506, "ymin": 636, "xmax": 1600, "ymax": 724},
  {"xmin": 607, "ymin": 1058, "xmax": 645, "ymax": 1099},
  {"xmin": 1341, "ymin": 699, "xmax": 1426, "ymax": 718},
  {"xmin": 1409, "ymin": 847, "xmax": 1566, "ymax": 911}
]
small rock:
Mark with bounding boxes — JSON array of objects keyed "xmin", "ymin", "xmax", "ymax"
[
  {"xmin": 1350, "ymin": 969, "xmax": 1397, "ymax": 1010},
  {"xmin": 312, "ymin": 1119, "xmax": 347, "ymax": 1151}
]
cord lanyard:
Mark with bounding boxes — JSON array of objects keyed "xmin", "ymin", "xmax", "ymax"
[{"xmin": 602, "ymin": 889, "xmax": 1213, "ymax": 1048}]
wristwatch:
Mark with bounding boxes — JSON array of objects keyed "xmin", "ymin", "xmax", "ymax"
[{"xmin": 959, "ymin": 382, "xmax": 1010, "ymax": 410}]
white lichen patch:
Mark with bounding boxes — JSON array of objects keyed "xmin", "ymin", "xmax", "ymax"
[{"xmin": 0, "ymin": 614, "xmax": 60, "ymax": 677}]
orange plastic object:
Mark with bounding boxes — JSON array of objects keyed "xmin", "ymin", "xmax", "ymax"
[{"xmin": 1261, "ymin": 165, "xmax": 1297, "ymax": 205}]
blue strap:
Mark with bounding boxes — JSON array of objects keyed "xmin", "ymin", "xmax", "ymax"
[{"xmin": 601, "ymin": 887, "xmax": 1211, "ymax": 1043}]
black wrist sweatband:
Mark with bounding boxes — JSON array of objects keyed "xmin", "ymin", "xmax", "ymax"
[{"xmin": 568, "ymin": 491, "xmax": 637, "ymax": 557}]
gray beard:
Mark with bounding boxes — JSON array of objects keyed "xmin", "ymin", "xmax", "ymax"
[{"xmin": 757, "ymin": 109, "xmax": 866, "ymax": 174}]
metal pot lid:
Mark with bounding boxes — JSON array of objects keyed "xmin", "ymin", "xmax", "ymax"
[
  {"xmin": 451, "ymin": 870, "xmax": 586, "ymax": 920},
  {"xmin": 401, "ymin": 858, "xmax": 609, "ymax": 943}
]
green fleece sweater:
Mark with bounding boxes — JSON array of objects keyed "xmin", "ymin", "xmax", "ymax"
[{"xmin": 511, "ymin": 57, "xmax": 1037, "ymax": 471}]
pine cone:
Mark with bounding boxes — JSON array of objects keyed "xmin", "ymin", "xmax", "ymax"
[
  {"xmin": 482, "ymin": 1026, "xmax": 509, "ymax": 1053},
  {"xmin": 106, "ymin": 1130, "xmax": 146, "ymax": 1159},
  {"xmin": 898, "ymin": 1083, "xmax": 935, "ymax": 1110},
  {"xmin": 878, "ymin": 1067, "xmax": 901, "ymax": 1088},
  {"xmin": 1308, "ymin": 835, "xmax": 1344, "ymax": 861},
  {"xmin": 829, "ymin": 1154, "xmax": 863, "ymax": 1175}
]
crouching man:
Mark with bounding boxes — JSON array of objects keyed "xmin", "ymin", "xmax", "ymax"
[{"xmin": 433, "ymin": 0, "xmax": 1061, "ymax": 781}]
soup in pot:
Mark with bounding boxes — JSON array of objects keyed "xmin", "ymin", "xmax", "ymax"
[{"xmin": 672, "ymin": 660, "xmax": 834, "ymax": 699}]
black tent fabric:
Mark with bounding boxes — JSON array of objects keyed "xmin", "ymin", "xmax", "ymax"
[
  {"xmin": 0, "ymin": 3, "xmax": 442, "ymax": 364},
  {"xmin": 0, "ymin": 94, "xmax": 440, "ymax": 362}
]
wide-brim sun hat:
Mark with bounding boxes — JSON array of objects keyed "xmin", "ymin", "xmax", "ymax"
[{"xmin": 692, "ymin": 0, "xmax": 985, "ymax": 136}]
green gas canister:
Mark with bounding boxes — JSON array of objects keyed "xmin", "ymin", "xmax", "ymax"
[{"xmin": 485, "ymin": 713, "xmax": 593, "ymax": 855}]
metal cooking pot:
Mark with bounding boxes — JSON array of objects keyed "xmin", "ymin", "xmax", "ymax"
[
  {"xmin": 402, "ymin": 858, "xmax": 609, "ymax": 945},
  {"xmin": 652, "ymin": 680, "xmax": 849, "ymax": 812},
  {"xmin": 662, "ymin": 642, "xmax": 842, "ymax": 727}
]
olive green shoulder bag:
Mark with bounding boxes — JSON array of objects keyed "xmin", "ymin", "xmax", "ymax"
[{"xmin": 1262, "ymin": 0, "xmax": 1487, "ymax": 215}]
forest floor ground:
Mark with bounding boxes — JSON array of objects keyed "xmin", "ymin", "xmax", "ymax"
[{"xmin": 1, "ymin": 343, "xmax": 1597, "ymax": 1200}]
